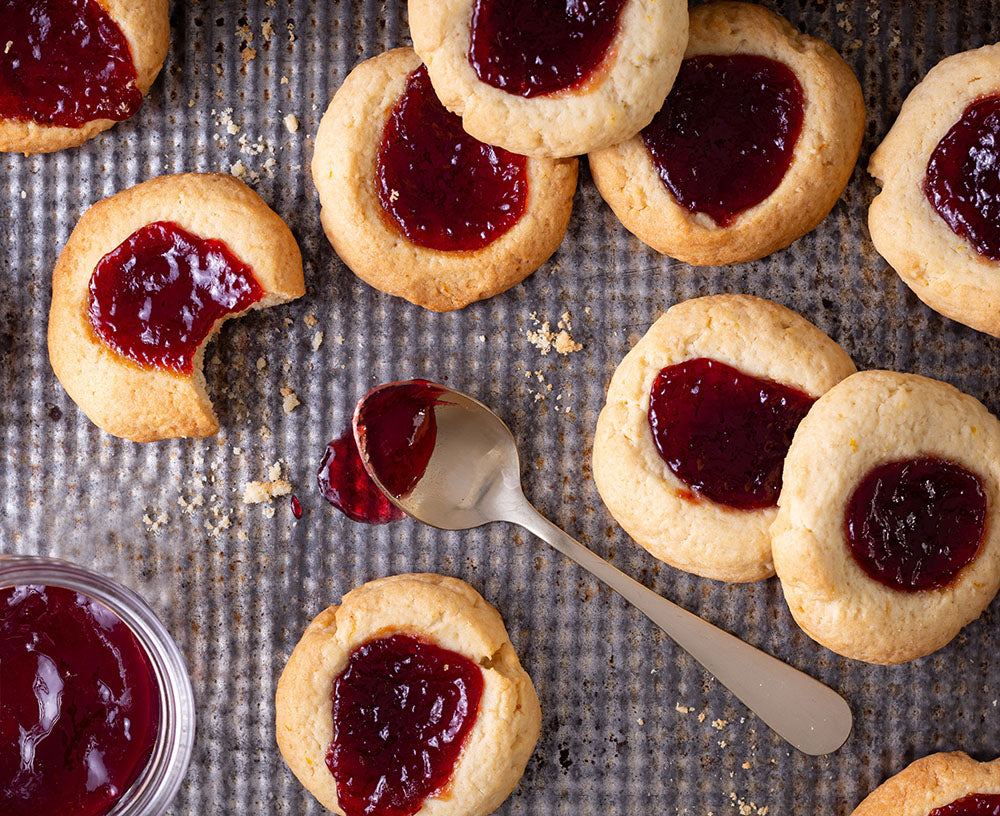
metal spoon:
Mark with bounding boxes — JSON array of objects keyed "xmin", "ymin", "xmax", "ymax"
[{"xmin": 354, "ymin": 380, "xmax": 852, "ymax": 756}]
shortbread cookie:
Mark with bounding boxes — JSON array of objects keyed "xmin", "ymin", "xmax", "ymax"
[
  {"xmin": 0, "ymin": 0, "xmax": 169, "ymax": 154},
  {"xmin": 48, "ymin": 173, "xmax": 305, "ymax": 442},
  {"xmin": 869, "ymin": 45, "xmax": 1000, "ymax": 337},
  {"xmin": 589, "ymin": 2, "xmax": 864, "ymax": 266},
  {"xmin": 313, "ymin": 48, "xmax": 577, "ymax": 312},
  {"xmin": 593, "ymin": 295, "xmax": 855, "ymax": 583},
  {"xmin": 772, "ymin": 371, "xmax": 1000, "ymax": 664},
  {"xmin": 851, "ymin": 753, "xmax": 1000, "ymax": 816},
  {"xmin": 276, "ymin": 574, "xmax": 541, "ymax": 816},
  {"xmin": 408, "ymin": 0, "xmax": 688, "ymax": 158}
]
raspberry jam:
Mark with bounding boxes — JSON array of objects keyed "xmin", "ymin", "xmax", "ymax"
[
  {"xmin": 317, "ymin": 381, "xmax": 444, "ymax": 524},
  {"xmin": 317, "ymin": 431, "xmax": 406, "ymax": 525},
  {"xmin": 0, "ymin": 0, "xmax": 142, "ymax": 128},
  {"xmin": 647, "ymin": 358, "xmax": 816, "ymax": 510},
  {"xmin": 930, "ymin": 794, "xmax": 1000, "ymax": 816},
  {"xmin": 923, "ymin": 94, "xmax": 1000, "ymax": 261},
  {"xmin": 376, "ymin": 66, "xmax": 527, "ymax": 252},
  {"xmin": 642, "ymin": 55, "xmax": 805, "ymax": 227},
  {"xmin": 468, "ymin": 0, "xmax": 627, "ymax": 97},
  {"xmin": 0, "ymin": 584, "xmax": 160, "ymax": 816},
  {"xmin": 87, "ymin": 221, "xmax": 265, "ymax": 375},
  {"xmin": 844, "ymin": 457, "xmax": 987, "ymax": 592},
  {"xmin": 328, "ymin": 634, "xmax": 484, "ymax": 816}
]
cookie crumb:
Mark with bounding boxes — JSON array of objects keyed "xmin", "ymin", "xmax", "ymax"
[
  {"xmin": 674, "ymin": 704, "xmax": 692, "ymax": 714},
  {"xmin": 526, "ymin": 312, "xmax": 583, "ymax": 355},
  {"xmin": 243, "ymin": 462, "xmax": 293, "ymax": 504},
  {"xmin": 280, "ymin": 387, "xmax": 300, "ymax": 414},
  {"xmin": 283, "ymin": 113, "xmax": 299, "ymax": 133},
  {"xmin": 312, "ymin": 331, "xmax": 324, "ymax": 351},
  {"xmin": 303, "ymin": 312, "xmax": 318, "ymax": 328},
  {"xmin": 4, "ymin": 41, "xmax": 12, "ymax": 54},
  {"xmin": 142, "ymin": 510, "xmax": 169, "ymax": 533},
  {"xmin": 712, "ymin": 718, "xmax": 728, "ymax": 730}
]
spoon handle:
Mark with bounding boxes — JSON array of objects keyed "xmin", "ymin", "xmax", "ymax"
[{"xmin": 506, "ymin": 498, "xmax": 852, "ymax": 756}]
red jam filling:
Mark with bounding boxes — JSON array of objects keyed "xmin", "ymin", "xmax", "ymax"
[
  {"xmin": 647, "ymin": 358, "xmax": 816, "ymax": 510},
  {"xmin": 317, "ymin": 381, "xmax": 443, "ymax": 524},
  {"xmin": 87, "ymin": 221, "xmax": 265, "ymax": 375},
  {"xmin": 844, "ymin": 457, "xmax": 987, "ymax": 592},
  {"xmin": 376, "ymin": 65, "xmax": 528, "ymax": 252},
  {"xmin": 328, "ymin": 634, "xmax": 484, "ymax": 816},
  {"xmin": 317, "ymin": 431, "xmax": 406, "ymax": 525},
  {"xmin": 468, "ymin": 0, "xmax": 627, "ymax": 97},
  {"xmin": 923, "ymin": 94, "xmax": 1000, "ymax": 261},
  {"xmin": 0, "ymin": 0, "xmax": 142, "ymax": 128},
  {"xmin": 0, "ymin": 585, "xmax": 160, "ymax": 816},
  {"xmin": 642, "ymin": 55, "xmax": 805, "ymax": 227},
  {"xmin": 930, "ymin": 794, "xmax": 1000, "ymax": 816}
]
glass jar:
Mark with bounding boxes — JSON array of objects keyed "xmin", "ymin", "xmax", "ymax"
[{"xmin": 0, "ymin": 554, "xmax": 196, "ymax": 816}]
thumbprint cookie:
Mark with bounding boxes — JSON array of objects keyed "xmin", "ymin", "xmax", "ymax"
[
  {"xmin": 592, "ymin": 294, "xmax": 856, "ymax": 583},
  {"xmin": 408, "ymin": 0, "xmax": 688, "ymax": 158},
  {"xmin": 851, "ymin": 753, "xmax": 1000, "ymax": 816},
  {"xmin": 275, "ymin": 573, "xmax": 541, "ymax": 816},
  {"xmin": 0, "ymin": 0, "xmax": 169, "ymax": 154},
  {"xmin": 589, "ymin": 2, "xmax": 865, "ymax": 266},
  {"xmin": 869, "ymin": 45, "xmax": 1000, "ymax": 337},
  {"xmin": 312, "ymin": 48, "xmax": 577, "ymax": 312},
  {"xmin": 772, "ymin": 371, "xmax": 1000, "ymax": 664},
  {"xmin": 48, "ymin": 173, "xmax": 305, "ymax": 442}
]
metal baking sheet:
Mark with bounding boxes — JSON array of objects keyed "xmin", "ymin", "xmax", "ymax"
[{"xmin": 2, "ymin": 1, "xmax": 1000, "ymax": 814}]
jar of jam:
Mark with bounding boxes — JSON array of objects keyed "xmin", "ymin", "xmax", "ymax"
[{"xmin": 0, "ymin": 555, "xmax": 195, "ymax": 816}]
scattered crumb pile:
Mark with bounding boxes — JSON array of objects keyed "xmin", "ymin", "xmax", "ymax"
[{"xmin": 526, "ymin": 311, "xmax": 583, "ymax": 355}]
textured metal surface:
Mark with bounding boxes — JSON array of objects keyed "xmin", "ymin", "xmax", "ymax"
[{"xmin": 2, "ymin": 1, "xmax": 1000, "ymax": 814}]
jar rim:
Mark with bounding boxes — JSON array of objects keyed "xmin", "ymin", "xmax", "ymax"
[{"xmin": 0, "ymin": 554, "xmax": 196, "ymax": 816}]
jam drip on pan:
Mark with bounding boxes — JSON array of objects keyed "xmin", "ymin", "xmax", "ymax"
[
  {"xmin": 844, "ymin": 457, "xmax": 987, "ymax": 592},
  {"xmin": 87, "ymin": 221, "xmax": 265, "ymax": 375},
  {"xmin": 318, "ymin": 380, "xmax": 443, "ymax": 524},
  {"xmin": 328, "ymin": 633, "xmax": 484, "ymax": 816},
  {"xmin": 376, "ymin": 65, "xmax": 527, "ymax": 252},
  {"xmin": 647, "ymin": 358, "xmax": 815, "ymax": 510},
  {"xmin": 924, "ymin": 94, "xmax": 1000, "ymax": 261},
  {"xmin": 642, "ymin": 54, "xmax": 805, "ymax": 227},
  {"xmin": 468, "ymin": 0, "xmax": 627, "ymax": 97},
  {"xmin": 0, "ymin": 0, "xmax": 143, "ymax": 128},
  {"xmin": 0, "ymin": 584, "xmax": 160, "ymax": 816}
]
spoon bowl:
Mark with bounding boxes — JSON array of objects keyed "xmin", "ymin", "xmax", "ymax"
[
  {"xmin": 356, "ymin": 386, "xmax": 522, "ymax": 530},
  {"xmin": 354, "ymin": 379, "xmax": 853, "ymax": 756}
]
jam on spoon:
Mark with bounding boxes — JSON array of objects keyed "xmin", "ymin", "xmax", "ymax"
[
  {"xmin": 642, "ymin": 54, "xmax": 805, "ymax": 226},
  {"xmin": 328, "ymin": 633, "xmax": 484, "ymax": 816},
  {"xmin": 647, "ymin": 358, "xmax": 816, "ymax": 509},
  {"xmin": 468, "ymin": 0, "xmax": 627, "ymax": 97},
  {"xmin": 0, "ymin": 584, "xmax": 160, "ymax": 816},
  {"xmin": 923, "ymin": 94, "xmax": 1000, "ymax": 261},
  {"xmin": 844, "ymin": 457, "xmax": 987, "ymax": 592},
  {"xmin": 930, "ymin": 794, "xmax": 1000, "ymax": 816},
  {"xmin": 0, "ymin": 0, "xmax": 143, "ymax": 128},
  {"xmin": 376, "ymin": 65, "xmax": 527, "ymax": 251},
  {"xmin": 87, "ymin": 221, "xmax": 265, "ymax": 375},
  {"xmin": 317, "ymin": 380, "xmax": 444, "ymax": 524}
]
